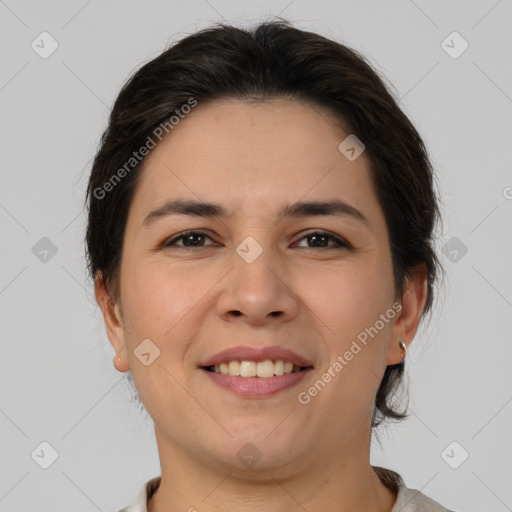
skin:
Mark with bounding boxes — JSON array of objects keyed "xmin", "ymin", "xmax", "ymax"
[{"xmin": 95, "ymin": 98, "xmax": 427, "ymax": 512}]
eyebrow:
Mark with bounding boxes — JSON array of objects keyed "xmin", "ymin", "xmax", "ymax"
[{"xmin": 142, "ymin": 198, "xmax": 369, "ymax": 228}]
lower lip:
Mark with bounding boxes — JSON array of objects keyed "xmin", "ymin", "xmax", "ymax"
[{"xmin": 200, "ymin": 368, "xmax": 312, "ymax": 398}]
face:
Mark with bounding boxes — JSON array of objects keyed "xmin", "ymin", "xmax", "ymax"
[{"xmin": 98, "ymin": 98, "xmax": 424, "ymax": 475}]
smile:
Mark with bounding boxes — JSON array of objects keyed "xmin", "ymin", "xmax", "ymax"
[{"xmin": 204, "ymin": 360, "xmax": 307, "ymax": 378}]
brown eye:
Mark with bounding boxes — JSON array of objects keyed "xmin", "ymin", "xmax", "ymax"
[
  {"xmin": 295, "ymin": 230, "xmax": 351, "ymax": 249},
  {"xmin": 163, "ymin": 230, "xmax": 217, "ymax": 248}
]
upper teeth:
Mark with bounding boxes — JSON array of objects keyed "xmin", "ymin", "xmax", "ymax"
[{"xmin": 213, "ymin": 360, "xmax": 301, "ymax": 378}]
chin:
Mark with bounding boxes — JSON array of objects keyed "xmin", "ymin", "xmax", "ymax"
[{"xmin": 206, "ymin": 420, "xmax": 308, "ymax": 473}]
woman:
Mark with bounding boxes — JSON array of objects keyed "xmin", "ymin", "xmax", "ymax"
[{"xmin": 86, "ymin": 19, "xmax": 453, "ymax": 512}]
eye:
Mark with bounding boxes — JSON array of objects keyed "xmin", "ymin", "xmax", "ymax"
[
  {"xmin": 295, "ymin": 230, "xmax": 351, "ymax": 250},
  {"xmin": 162, "ymin": 230, "xmax": 217, "ymax": 248},
  {"xmin": 161, "ymin": 229, "xmax": 352, "ymax": 250}
]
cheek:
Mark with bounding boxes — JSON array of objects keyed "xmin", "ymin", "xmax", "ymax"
[
  {"xmin": 303, "ymin": 254, "xmax": 395, "ymax": 341},
  {"xmin": 300, "ymin": 251, "xmax": 395, "ymax": 408},
  {"xmin": 120, "ymin": 261, "xmax": 201, "ymax": 421},
  {"xmin": 121, "ymin": 259, "xmax": 204, "ymax": 338}
]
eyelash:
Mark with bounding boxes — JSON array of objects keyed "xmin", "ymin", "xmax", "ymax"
[{"xmin": 162, "ymin": 229, "xmax": 352, "ymax": 250}]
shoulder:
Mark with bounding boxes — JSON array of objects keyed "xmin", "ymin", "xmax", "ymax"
[
  {"xmin": 372, "ymin": 466, "xmax": 455, "ymax": 512},
  {"xmin": 119, "ymin": 471, "xmax": 456, "ymax": 512},
  {"xmin": 393, "ymin": 487, "xmax": 455, "ymax": 512},
  {"xmin": 117, "ymin": 476, "xmax": 161, "ymax": 512}
]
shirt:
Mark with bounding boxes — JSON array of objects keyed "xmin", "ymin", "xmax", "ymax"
[{"xmin": 118, "ymin": 466, "xmax": 454, "ymax": 511}]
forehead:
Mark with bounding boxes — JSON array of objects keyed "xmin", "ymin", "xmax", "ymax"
[
  {"xmin": 127, "ymin": 98, "xmax": 380, "ymax": 225},
  {"xmin": 146, "ymin": 98, "xmax": 350, "ymax": 166}
]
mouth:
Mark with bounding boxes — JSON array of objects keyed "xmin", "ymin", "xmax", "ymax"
[
  {"xmin": 198, "ymin": 346, "xmax": 314, "ymax": 398},
  {"xmin": 202, "ymin": 360, "xmax": 311, "ymax": 377}
]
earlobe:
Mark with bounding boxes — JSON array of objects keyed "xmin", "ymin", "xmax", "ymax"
[
  {"xmin": 387, "ymin": 264, "xmax": 428, "ymax": 365},
  {"xmin": 114, "ymin": 353, "xmax": 130, "ymax": 373}
]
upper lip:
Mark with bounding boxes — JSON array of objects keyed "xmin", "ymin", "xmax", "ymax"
[{"xmin": 199, "ymin": 345, "xmax": 314, "ymax": 368}]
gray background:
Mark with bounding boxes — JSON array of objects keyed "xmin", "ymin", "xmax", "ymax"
[{"xmin": 1, "ymin": 1, "xmax": 511, "ymax": 511}]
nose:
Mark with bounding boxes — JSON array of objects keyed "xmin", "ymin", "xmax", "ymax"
[{"xmin": 216, "ymin": 248, "xmax": 299, "ymax": 327}]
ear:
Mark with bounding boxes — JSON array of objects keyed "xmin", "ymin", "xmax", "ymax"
[
  {"xmin": 94, "ymin": 271, "xmax": 130, "ymax": 372},
  {"xmin": 387, "ymin": 263, "xmax": 428, "ymax": 365}
]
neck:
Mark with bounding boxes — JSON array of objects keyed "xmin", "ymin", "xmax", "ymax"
[{"xmin": 147, "ymin": 428, "xmax": 397, "ymax": 512}]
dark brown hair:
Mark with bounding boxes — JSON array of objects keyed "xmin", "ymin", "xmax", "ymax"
[{"xmin": 85, "ymin": 19, "xmax": 442, "ymax": 427}]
